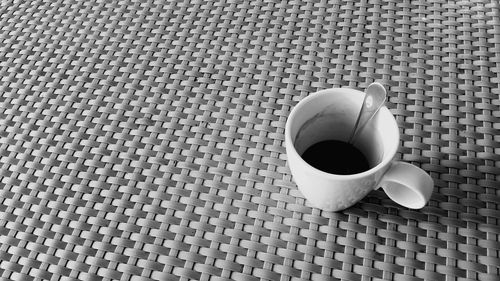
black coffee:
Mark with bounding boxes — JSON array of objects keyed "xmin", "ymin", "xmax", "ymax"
[{"xmin": 301, "ymin": 140, "xmax": 370, "ymax": 175}]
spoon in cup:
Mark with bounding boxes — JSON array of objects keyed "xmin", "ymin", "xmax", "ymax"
[{"xmin": 348, "ymin": 82, "xmax": 387, "ymax": 144}]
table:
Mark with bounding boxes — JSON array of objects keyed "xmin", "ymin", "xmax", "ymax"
[{"xmin": 0, "ymin": 0, "xmax": 498, "ymax": 280}]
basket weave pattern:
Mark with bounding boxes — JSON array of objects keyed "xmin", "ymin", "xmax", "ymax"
[{"xmin": 0, "ymin": 0, "xmax": 499, "ymax": 280}]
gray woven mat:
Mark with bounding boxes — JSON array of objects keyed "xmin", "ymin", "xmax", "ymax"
[{"xmin": 0, "ymin": 0, "xmax": 499, "ymax": 280}]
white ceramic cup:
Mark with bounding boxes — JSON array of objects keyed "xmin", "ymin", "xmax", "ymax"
[{"xmin": 285, "ymin": 86, "xmax": 434, "ymax": 211}]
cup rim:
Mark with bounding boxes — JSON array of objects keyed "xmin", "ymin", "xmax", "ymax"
[{"xmin": 285, "ymin": 88, "xmax": 400, "ymax": 180}]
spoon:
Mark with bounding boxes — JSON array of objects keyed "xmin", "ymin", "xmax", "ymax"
[{"xmin": 348, "ymin": 82, "xmax": 387, "ymax": 144}]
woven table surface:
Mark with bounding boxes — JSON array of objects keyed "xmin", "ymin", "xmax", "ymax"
[{"xmin": 0, "ymin": 0, "xmax": 499, "ymax": 280}]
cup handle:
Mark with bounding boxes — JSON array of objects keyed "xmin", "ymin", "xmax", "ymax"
[{"xmin": 377, "ymin": 161, "xmax": 434, "ymax": 209}]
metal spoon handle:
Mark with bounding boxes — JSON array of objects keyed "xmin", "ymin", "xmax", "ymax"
[{"xmin": 348, "ymin": 82, "xmax": 387, "ymax": 144}]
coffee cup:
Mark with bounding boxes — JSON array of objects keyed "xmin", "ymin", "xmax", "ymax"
[{"xmin": 285, "ymin": 86, "xmax": 434, "ymax": 211}]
